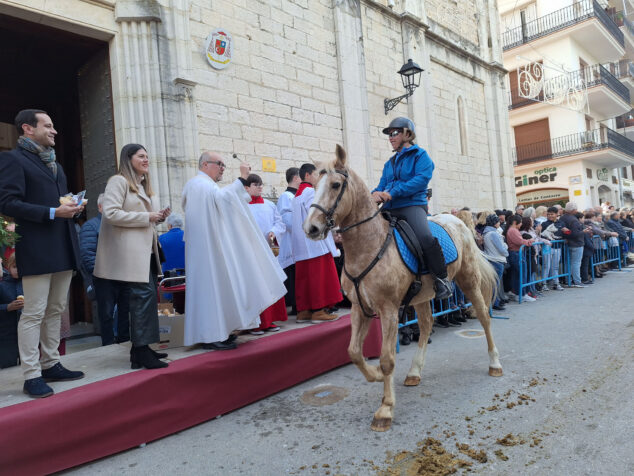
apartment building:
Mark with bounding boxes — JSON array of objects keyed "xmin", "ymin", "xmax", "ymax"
[{"xmin": 500, "ymin": 0, "xmax": 634, "ymax": 209}]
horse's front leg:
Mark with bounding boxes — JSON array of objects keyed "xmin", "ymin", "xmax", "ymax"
[
  {"xmin": 371, "ymin": 306, "xmax": 399, "ymax": 432},
  {"xmin": 404, "ymin": 300, "xmax": 433, "ymax": 386},
  {"xmin": 347, "ymin": 305, "xmax": 383, "ymax": 382}
]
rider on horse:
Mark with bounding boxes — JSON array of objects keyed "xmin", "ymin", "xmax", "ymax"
[{"xmin": 371, "ymin": 117, "xmax": 452, "ymax": 300}]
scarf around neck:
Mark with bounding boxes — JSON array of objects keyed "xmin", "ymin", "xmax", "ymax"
[
  {"xmin": 296, "ymin": 182, "xmax": 313, "ymax": 197},
  {"xmin": 249, "ymin": 196, "xmax": 264, "ymax": 204},
  {"xmin": 18, "ymin": 136, "xmax": 57, "ymax": 177}
]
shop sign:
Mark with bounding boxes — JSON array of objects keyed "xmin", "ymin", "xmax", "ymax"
[
  {"xmin": 517, "ymin": 188, "xmax": 568, "ymax": 204},
  {"xmin": 569, "ymin": 175, "xmax": 582, "ymax": 185},
  {"xmin": 515, "ymin": 167, "xmax": 557, "ymax": 188},
  {"xmin": 205, "ymin": 29, "xmax": 233, "ymax": 70},
  {"xmin": 597, "ymin": 168, "xmax": 609, "ymax": 181}
]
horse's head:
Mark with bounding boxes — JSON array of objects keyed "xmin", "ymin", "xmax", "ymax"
[{"xmin": 304, "ymin": 144, "xmax": 354, "ymax": 240}]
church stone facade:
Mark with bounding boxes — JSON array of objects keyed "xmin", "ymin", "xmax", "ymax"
[{"xmin": 0, "ymin": 0, "xmax": 516, "ymax": 213}]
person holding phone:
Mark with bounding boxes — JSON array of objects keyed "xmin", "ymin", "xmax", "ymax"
[{"xmin": 94, "ymin": 143, "xmax": 170, "ymax": 370}]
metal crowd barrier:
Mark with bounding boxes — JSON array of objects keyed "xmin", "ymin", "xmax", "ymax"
[
  {"xmin": 518, "ymin": 239, "xmax": 569, "ymax": 303},
  {"xmin": 590, "ymin": 235, "xmax": 621, "ymax": 277},
  {"xmin": 396, "ymin": 283, "xmax": 472, "ymax": 352}
]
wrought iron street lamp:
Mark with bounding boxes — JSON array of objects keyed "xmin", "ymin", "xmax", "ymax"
[{"xmin": 384, "ymin": 58, "xmax": 424, "ymax": 114}]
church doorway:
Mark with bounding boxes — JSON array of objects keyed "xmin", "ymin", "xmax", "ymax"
[{"xmin": 0, "ymin": 13, "xmax": 118, "ymax": 324}]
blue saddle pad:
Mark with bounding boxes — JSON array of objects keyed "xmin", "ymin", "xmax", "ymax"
[{"xmin": 394, "ymin": 221, "xmax": 458, "ymax": 275}]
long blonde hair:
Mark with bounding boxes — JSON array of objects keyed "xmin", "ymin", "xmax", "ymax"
[
  {"xmin": 456, "ymin": 209, "xmax": 478, "ymax": 240},
  {"xmin": 118, "ymin": 143, "xmax": 154, "ymax": 196}
]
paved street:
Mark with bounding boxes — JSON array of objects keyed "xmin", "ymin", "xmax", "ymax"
[{"xmin": 66, "ymin": 270, "xmax": 634, "ymax": 476}]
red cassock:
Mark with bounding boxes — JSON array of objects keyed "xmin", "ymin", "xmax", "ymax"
[
  {"xmin": 258, "ymin": 296, "xmax": 288, "ymax": 330},
  {"xmin": 295, "ymin": 254, "xmax": 342, "ymax": 311}
]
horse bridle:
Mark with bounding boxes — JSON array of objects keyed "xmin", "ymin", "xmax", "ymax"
[
  {"xmin": 309, "ymin": 169, "xmax": 349, "ymax": 230},
  {"xmin": 308, "ymin": 168, "xmax": 387, "ymax": 318}
]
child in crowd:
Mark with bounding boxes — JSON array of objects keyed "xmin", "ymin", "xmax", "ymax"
[
  {"xmin": 0, "ymin": 253, "xmax": 23, "ymax": 368},
  {"xmin": 245, "ymin": 174, "xmax": 288, "ymax": 334}
]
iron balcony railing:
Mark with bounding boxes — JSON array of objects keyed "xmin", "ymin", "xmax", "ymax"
[
  {"xmin": 512, "ymin": 127, "xmax": 634, "ymax": 165},
  {"xmin": 503, "ymin": 0, "xmax": 624, "ymax": 51},
  {"xmin": 616, "ymin": 110, "xmax": 634, "ymax": 129},
  {"xmin": 611, "ymin": 10, "xmax": 634, "ymax": 37},
  {"xmin": 508, "ymin": 63, "xmax": 630, "ymax": 110},
  {"xmin": 605, "ymin": 59, "xmax": 634, "ymax": 80}
]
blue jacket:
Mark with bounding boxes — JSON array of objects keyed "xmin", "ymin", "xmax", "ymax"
[
  {"xmin": 159, "ymin": 227, "xmax": 185, "ymax": 272},
  {"xmin": 373, "ymin": 144, "xmax": 434, "ymax": 209},
  {"xmin": 606, "ymin": 219, "xmax": 629, "ymax": 241},
  {"xmin": 79, "ymin": 214, "xmax": 101, "ymax": 275}
]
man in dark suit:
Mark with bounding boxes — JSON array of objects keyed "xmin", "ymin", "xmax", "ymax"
[{"xmin": 0, "ymin": 109, "xmax": 86, "ymax": 398}]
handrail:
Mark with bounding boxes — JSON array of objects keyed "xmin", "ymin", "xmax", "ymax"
[
  {"xmin": 512, "ymin": 127, "xmax": 634, "ymax": 165},
  {"xmin": 502, "ymin": 0, "xmax": 624, "ymax": 50}
]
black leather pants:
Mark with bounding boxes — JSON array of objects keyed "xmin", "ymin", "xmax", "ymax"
[
  {"xmin": 390, "ymin": 205, "xmax": 448, "ymax": 279},
  {"xmin": 126, "ymin": 270, "xmax": 160, "ymax": 347}
]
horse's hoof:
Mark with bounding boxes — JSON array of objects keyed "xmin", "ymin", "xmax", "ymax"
[
  {"xmin": 371, "ymin": 417, "xmax": 392, "ymax": 432},
  {"xmin": 489, "ymin": 367, "xmax": 503, "ymax": 377},
  {"xmin": 404, "ymin": 376, "xmax": 420, "ymax": 386}
]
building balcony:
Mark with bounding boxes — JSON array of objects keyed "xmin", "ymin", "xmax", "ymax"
[
  {"xmin": 606, "ymin": 60, "xmax": 634, "ymax": 95},
  {"xmin": 502, "ymin": 0, "xmax": 625, "ymax": 62},
  {"xmin": 512, "ymin": 128, "xmax": 634, "ymax": 168},
  {"xmin": 610, "ymin": 11, "xmax": 634, "ymax": 55},
  {"xmin": 615, "ymin": 110, "xmax": 634, "ymax": 141},
  {"xmin": 508, "ymin": 64, "xmax": 631, "ymax": 118}
]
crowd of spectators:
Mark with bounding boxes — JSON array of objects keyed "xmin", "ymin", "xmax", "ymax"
[{"xmin": 449, "ymin": 202, "xmax": 634, "ymax": 310}]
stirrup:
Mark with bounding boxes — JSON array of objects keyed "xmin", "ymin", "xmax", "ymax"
[{"xmin": 434, "ymin": 277, "xmax": 452, "ymax": 300}]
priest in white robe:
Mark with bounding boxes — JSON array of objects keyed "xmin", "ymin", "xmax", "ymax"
[
  {"xmin": 291, "ymin": 163, "xmax": 342, "ymax": 324},
  {"xmin": 182, "ymin": 152, "xmax": 286, "ymax": 350}
]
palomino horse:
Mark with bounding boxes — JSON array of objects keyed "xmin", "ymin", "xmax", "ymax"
[{"xmin": 304, "ymin": 145, "xmax": 502, "ymax": 432}]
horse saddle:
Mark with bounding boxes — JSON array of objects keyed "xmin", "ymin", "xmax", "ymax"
[{"xmin": 392, "ymin": 219, "xmax": 458, "ymax": 275}]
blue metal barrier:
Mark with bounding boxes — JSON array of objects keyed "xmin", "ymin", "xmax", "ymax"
[
  {"xmin": 518, "ymin": 240, "xmax": 569, "ymax": 303},
  {"xmin": 590, "ymin": 235, "xmax": 621, "ymax": 277},
  {"xmin": 396, "ymin": 283, "xmax": 472, "ymax": 353}
]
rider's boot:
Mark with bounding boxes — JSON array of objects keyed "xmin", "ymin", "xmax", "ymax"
[{"xmin": 423, "ymin": 238, "xmax": 452, "ymax": 300}]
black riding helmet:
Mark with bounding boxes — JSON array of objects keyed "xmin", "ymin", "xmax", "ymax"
[{"xmin": 382, "ymin": 116, "xmax": 416, "ymax": 141}]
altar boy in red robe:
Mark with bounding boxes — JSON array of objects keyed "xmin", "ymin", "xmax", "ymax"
[
  {"xmin": 245, "ymin": 174, "xmax": 288, "ymax": 334},
  {"xmin": 290, "ymin": 164, "xmax": 342, "ymax": 323}
]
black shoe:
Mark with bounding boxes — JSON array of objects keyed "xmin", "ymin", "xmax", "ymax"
[
  {"xmin": 581, "ymin": 280, "xmax": 594, "ymax": 285},
  {"xmin": 131, "ymin": 347, "xmax": 167, "ymax": 367},
  {"xmin": 41, "ymin": 363, "xmax": 85, "ymax": 382},
  {"xmin": 202, "ymin": 340, "xmax": 238, "ymax": 351},
  {"xmin": 492, "ymin": 304, "xmax": 506, "ymax": 311},
  {"xmin": 23, "ymin": 377, "xmax": 54, "ymax": 398},
  {"xmin": 327, "ymin": 306, "xmax": 339, "ymax": 313},
  {"xmin": 434, "ymin": 315, "xmax": 450, "ymax": 328},
  {"xmin": 223, "ymin": 334, "xmax": 238, "ymax": 344},
  {"xmin": 434, "ymin": 277, "xmax": 453, "ymax": 300},
  {"xmin": 447, "ymin": 314, "xmax": 462, "ymax": 326},
  {"xmin": 595, "ymin": 273, "xmax": 604, "ymax": 278},
  {"xmin": 131, "ymin": 345, "xmax": 168, "ymax": 369},
  {"xmin": 400, "ymin": 330, "xmax": 412, "ymax": 346}
]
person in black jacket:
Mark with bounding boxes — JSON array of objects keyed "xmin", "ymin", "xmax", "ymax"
[
  {"xmin": 0, "ymin": 109, "xmax": 85, "ymax": 398},
  {"xmin": 0, "ymin": 253, "xmax": 22, "ymax": 368},
  {"xmin": 79, "ymin": 194, "xmax": 130, "ymax": 345},
  {"xmin": 559, "ymin": 202, "xmax": 587, "ymax": 288}
]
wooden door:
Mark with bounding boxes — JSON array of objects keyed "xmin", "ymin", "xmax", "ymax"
[{"xmin": 514, "ymin": 118, "xmax": 551, "ymax": 164}]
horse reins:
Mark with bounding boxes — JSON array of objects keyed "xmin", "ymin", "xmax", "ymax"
[{"xmin": 309, "ymin": 169, "xmax": 388, "ymax": 318}]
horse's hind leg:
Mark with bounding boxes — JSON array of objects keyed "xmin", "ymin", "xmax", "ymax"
[
  {"xmin": 455, "ymin": 276, "xmax": 503, "ymax": 377},
  {"xmin": 370, "ymin": 304, "xmax": 399, "ymax": 432},
  {"xmin": 404, "ymin": 301, "xmax": 433, "ymax": 386},
  {"xmin": 348, "ymin": 304, "xmax": 383, "ymax": 383}
]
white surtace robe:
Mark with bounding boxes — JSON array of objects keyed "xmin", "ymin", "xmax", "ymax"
[{"xmin": 182, "ymin": 171, "xmax": 287, "ymax": 345}]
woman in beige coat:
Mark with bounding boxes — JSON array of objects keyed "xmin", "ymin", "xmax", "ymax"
[{"xmin": 94, "ymin": 143, "xmax": 170, "ymax": 369}]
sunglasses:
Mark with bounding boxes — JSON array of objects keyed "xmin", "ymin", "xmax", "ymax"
[
  {"xmin": 207, "ymin": 161, "xmax": 226, "ymax": 168},
  {"xmin": 388, "ymin": 130, "xmax": 403, "ymax": 138}
]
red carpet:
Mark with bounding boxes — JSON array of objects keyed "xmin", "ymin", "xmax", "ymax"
[{"xmin": 0, "ymin": 315, "xmax": 381, "ymax": 474}]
